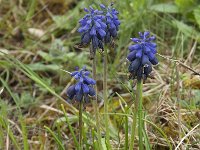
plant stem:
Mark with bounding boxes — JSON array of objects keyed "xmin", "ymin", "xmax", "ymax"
[
  {"xmin": 137, "ymin": 80, "xmax": 143, "ymax": 150},
  {"xmin": 125, "ymin": 105, "xmax": 129, "ymax": 150},
  {"xmin": 103, "ymin": 48, "xmax": 111, "ymax": 149},
  {"xmin": 79, "ymin": 100, "xmax": 83, "ymax": 150},
  {"xmin": 91, "ymin": 46, "xmax": 102, "ymax": 150},
  {"xmin": 129, "ymin": 81, "xmax": 139, "ymax": 150}
]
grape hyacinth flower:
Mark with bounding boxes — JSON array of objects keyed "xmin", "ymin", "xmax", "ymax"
[
  {"xmin": 127, "ymin": 31, "xmax": 158, "ymax": 80},
  {"xmin": 66, "ymin": 66, "xmax": 96, "ymax": 103},
  {"xmin": 78, "ymin": 6, "xmax": 107, "ymax": 51},
  {"xmin": 100, "ymin": 3, "xmax": 120, "ymax": 43}
]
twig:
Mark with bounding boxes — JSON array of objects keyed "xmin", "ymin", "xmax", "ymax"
[
  {"xmin": 175, "ymin": 124, "xmax": 200, "ymax": 150},
  {"xmin": 185, "ymin": 41, "xmax": 197, "ymax": 66},
  {"xmin": 59, "ymin": 69, "xmax": 71, "ymax": 74},
  {"xmin": 157, "ymin": 53, "xmax": 200, "ymax": 76}
]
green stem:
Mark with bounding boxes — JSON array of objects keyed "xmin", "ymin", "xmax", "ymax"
[
  {"xmin": 129, "ymin": 82, "xmax": 139, "ymax": 150},
  {"xmin": 125, "ymin": 105, "xmax": 129, "ymax": 150},
  {"xmin": 103, "ymin": 48, "xmax": 111, "ymax": 149},
  {"xmin": 91, "ymin": 47, "xmax": 102, "ymax": 150},
  {"xmin": 137, "ymin": 80, "xmax": 143, "ymax": 150},
  {"xmin": 79, "ymin": 100, "xmax": 83, "ymax": 150}
]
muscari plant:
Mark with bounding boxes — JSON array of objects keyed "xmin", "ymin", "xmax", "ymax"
[
  {"xmin": 127, "ymin": 31, "xmax": 158, "ymax": 150},
  {"xmin": 100, "ymin": 3, "xmax": 120, "ymax": 148},
  {"xmin": 66, "ymin": 66, "xmax": 96, "ymax": 149},
  {"xmin": 77, "ymin": 3, "xmax": 120, "ymax": 149},
  {"xmin": 77, "ymin": 6, "xmax": 106, "ymax": 149}
]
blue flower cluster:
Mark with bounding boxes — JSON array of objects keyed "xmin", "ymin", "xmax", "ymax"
[
  {"xmin": 100, "ymin": 4, "xmax": 120, "ymax": 43},
  {"xmin": 78, "ymin": 6, "xmax": 107, "ymax": 51},
  {"xmin": 127, "ymin": 31, "xmax": 158, "ymax": 80},
  {"xmin": 78, "ymin": 4, "xmax": 120, "ymax": 51},
  {"xmin": 66, "ymin": 67, "xmax": 96, "ymax": 103}
]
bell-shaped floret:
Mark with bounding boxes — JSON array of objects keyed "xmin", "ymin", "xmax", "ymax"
[
  {"xmin": 149, "ymin": 57, "xmax": 158, "ymax": 65},
  {"xmin": 136, "ymin": 67, "xmax": 143, "ymax": 80},
  {"xmin": 83, "ymin": 76, "xmax": 95, "ymax": 85},
  {"xmin": 142, "ymin": 55, "xmax": 150, "ymax": 65},
  {"xmin": 97, "ymin": 28, "xmax": 106, "ymax": 38},
  {"xmin": 82, "ymin": 83, "xmax": 89, "ymax": 94},
  {"xmin": 105, "ymin": 31, "xmax": 111, "ymax": 43},
  {"xmin": 129, "ymin": 44, "xmax": 141, "ymax": 52},
  {"xmin": 136, "ymin": 50, "xmax": 143, "ymax": 58},
  {"xmin": 128, "ymin": 58, "xmax": 140, "ymax": 72},
  {"xmin": 66, "ymin": 85, "xmax": 76, "ymax": 99},
  {"xmin": 75, "ymin": 90, "xmax": 83, "ymax": 102},
  {"xmin": 88, "ymin": 86, "xmax": 95, "ymax": 96},
  {"xmin": 127, "ymin": 50, "xmax": 137, "ymax": 62},
  {"xmin": 81, "ymin": 32, "xmax": 91, "ymax": 44}
]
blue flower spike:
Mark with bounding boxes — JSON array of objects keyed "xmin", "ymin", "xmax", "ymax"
[
  {"xmin": 100, "ymin": 3, "xmax": 120, "ymax": 43},
  {"xmin": 78, "ymin": 6, "xmax": 107, "ymax": 52},
  {"xmin": 127, "ymin": 31, "xmax": 158, "ymax": 80},
  {"xmin": 66, "ymin": 66, "xmax": 96, "ymax": 103}
]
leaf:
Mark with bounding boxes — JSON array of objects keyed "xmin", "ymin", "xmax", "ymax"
[
  {"xmin": 26, "ymin": 0, "xmax": 37, "ymax": 21},
  {"xmin": 172, "ymin": 20, "xmax": 200, "ymax": 41},
  {"xmin": 150, "ymin": 3, "xmax": 179, "ymax": 13},
  {"xmin": 53, "ymin": 9, "xmax": 79, "ymax": 30},
  {"xmin": 175, "ymin": 0, "xmax": 198, "ymax": 12},
  {"xmin": 44, "ymin": 126, "xmax": 65, "ymax": 150},
  {"xmin": 27, "ymin": 63, "xmax": 60, "ymax": 71},
  {"xmin": 194, "ymin": 6, "xmax": 200, "ymax": 28}
]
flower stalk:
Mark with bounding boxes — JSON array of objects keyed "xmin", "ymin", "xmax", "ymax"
[
  {"xmin": 125, "ymin": 104, "xmax": 129, "ymax": 150},
  {"xmin": 137, "ymin": 79, "xmax": 143, "ymax": 150},
  {"xmin": 103, "ymin": 48, "xmax": 111, "ymax": 149},
  {"xmin": 92, "ymin": 50, "xmax": 103, "ymax": 150},
  {"xmin": 66, "ymin": 66, "xmax": 97, "ymax": 149},
  {"xmin": 79, "ymin": 99, "xmax": 83, "ymax": 150},
  {"xmin": 129, "ymin": 84, "xmax": 139, "ymax": 150}
]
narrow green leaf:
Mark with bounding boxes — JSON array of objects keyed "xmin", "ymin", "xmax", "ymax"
[
  {"xmin": 0, "ymin": 117, "xmax": 20, "ymax": 150},
  {"xmin": 172, "ymin": 20, "xmax": 200, "ymax": 41},
  {"xmin": 27, "ymin": 63, "xmax": 60, "ymax": 71},
  {"xmin": 175, "ymin": 0, "xmax": 197, "ymax": 12},
  {"xmin": 61, "ymin": 105, "xmax": 79, "ymax": 149},
  {"xmin": 26, "ymin": 0, "xmax": 37, "ymax": 21},
  {"xmin": 143, "ymin": 129, "xmax": 151, "ymax": 150},
  {"xmin": 194, "ymin": 6, "xmax": 200, "ymax": 28},
  {"xmin": 150, "ymin": 3, "xmax": 179, "ymax": 13},
  {"xmin": 44, "ymin": 126, "xmax": 65, "ymax": 150},
  {"xmin": 144, "ymin": 119, "xmax": 172, "ymax": 150},
  {"xmin": 20, "ymin": 118, "xmax": 29, "ymax": 150}
]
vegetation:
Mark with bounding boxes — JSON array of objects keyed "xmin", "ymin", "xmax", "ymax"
[{"xmin": 0, "ymin": 0, "xmax": 200, "ymax": 149}]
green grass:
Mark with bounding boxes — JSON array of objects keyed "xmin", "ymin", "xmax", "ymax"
[{"xmin": 0, "ymin": 0, "xmax": 200, "ymax": 149}]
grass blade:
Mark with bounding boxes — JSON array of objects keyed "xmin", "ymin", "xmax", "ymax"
[{"xmin": 44, "ymin": 126, "xmax": 65, "ymax": 150}]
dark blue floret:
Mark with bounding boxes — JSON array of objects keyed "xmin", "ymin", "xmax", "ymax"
[
  {"xmin": 127, "ymin": 31, "xmax": 158, "ymax": 80},
  {"xmin": 78, "ymin": 6, "xmax": 107, "ymax": 52},
  {"xmin": 66, "ymin": 85, "xmax": 76, "ymax": 99},
  {"xmin": 66, "ymin": 67, "xmax": 96, "ymax": 103}
]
